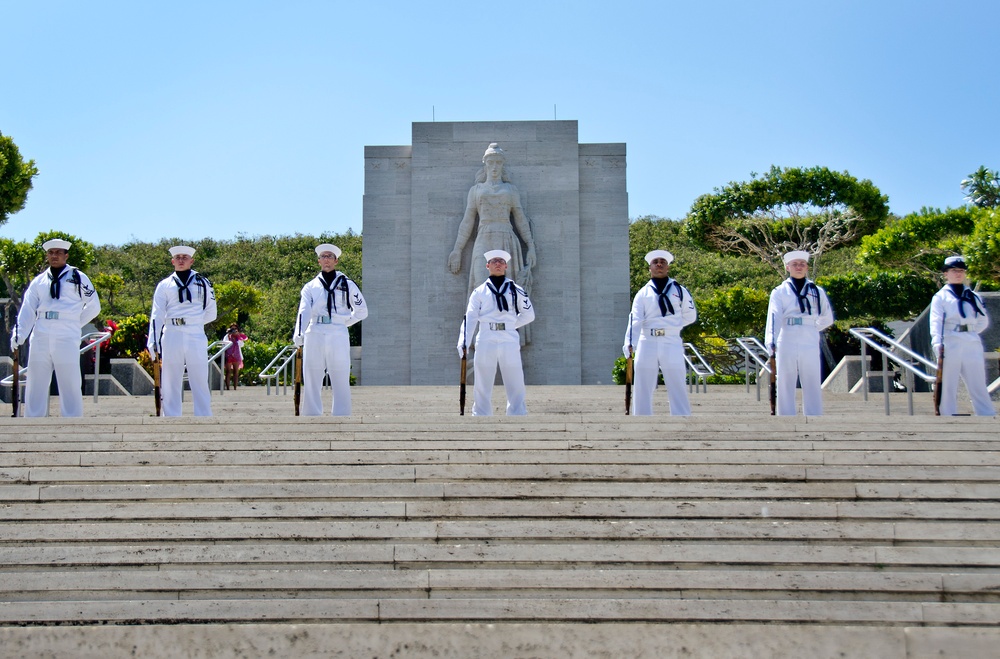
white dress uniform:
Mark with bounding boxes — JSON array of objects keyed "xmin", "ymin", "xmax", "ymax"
[
  {"xmin": 764, "ymin": 278, "xmax": 835, "ymax": 416},
  {"xmin": 147, "ymin": 271, "xmax": 217, "ymax": 416},
  {"xmin": 623, "ymin": 278, "xmax": 697, "ymax": 416},
  {"xmin": 12, "ymin": 265, "xmax": 101, "ymax": 417},
  {"xmin": 293, "ymin": 272, "xmax": 367, "ymax": 416},
  {"xmin": 929, "ymin": 284, "xmax": 995, "ymax": 417},
  {"xmin": 459, "ymin": 276, "xmax": 535, "ymax": 416}
]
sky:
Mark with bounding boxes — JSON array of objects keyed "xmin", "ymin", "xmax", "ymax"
[{"xmin": 2, "ymin": 0, "xmax": 998, "ymax": 247}]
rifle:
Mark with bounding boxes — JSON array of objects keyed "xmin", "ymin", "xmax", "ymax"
[
  {"xmin": 460, "ymin": 316, "xmax": 467, "ymax": 416},
  {"xmin": 152, "ymin": 352, "xmax": 162, "ymax": 417},
  {"xmin": 11, "ymin": 347, "xmax": 19, "ymax": 418},
  {"xmin": 768, "ymin": 313, "xmax": 777, "ymax": 416},
  {"xmin": 625, "ymin": 347, "xmax": 633, "ymax": 416},
  {"xmin": 934, "ymin": 312, "xmax": 945, "ymax": 416},
  {"xmin": 294, "ymin": 346, "xmax": 303, "ymax": 416}
]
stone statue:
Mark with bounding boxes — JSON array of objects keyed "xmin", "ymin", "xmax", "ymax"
[{"xmin": 448, "ymin": 143, "xmax": 537, "ymax": 343}]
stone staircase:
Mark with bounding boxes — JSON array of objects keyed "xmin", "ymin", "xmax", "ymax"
[{"xmin": 0, "ymin": 385, "xmax": 997, "ymax": 657}]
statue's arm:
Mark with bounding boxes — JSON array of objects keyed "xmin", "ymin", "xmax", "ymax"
[
  {"xmin": 510, "ymin": 187, "xmax": 536, "ymax": 269},
  {"xmin": 448, "ymin": 186, "xmax": 478, "ymax": 274}
]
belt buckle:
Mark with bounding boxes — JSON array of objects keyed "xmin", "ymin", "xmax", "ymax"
[
  {"xmin": 787, "ymin": 318, "xmax": 803, "ymax": 326},
  {"xmin": 44, "ymin": 311, "xmax": 60, "ymax": 320},
  {"xmin": 490, "ymin": 322, "xmax": 506, "ymax": 331},
  {"xmin": 956, "ymin": 325, "xmax": 969, "ymax": 333},
  {"xmin": 171, "ymin": 318, "xmax": 186, "ymax": 326},
  {"xmin": 650, "ymin": 328, "xmax": 665, "ymax": 337},
  {"xmin": 316, "ymin": 315, "xmax": 332, "ymax": 324}
]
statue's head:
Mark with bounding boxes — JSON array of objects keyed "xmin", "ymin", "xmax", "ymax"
[{"xmin": 482, "ymin": 142, "xmax": 506, "ymax": 164}]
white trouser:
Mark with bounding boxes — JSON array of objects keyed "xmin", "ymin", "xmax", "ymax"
[
  {"xmin": 472, "ymin": 339, "xmax": 526, "ymax": 416},
  {"xmin": 24, "ymin": 331, "xmax": 83, "ymax": 417},
  {"xmin": 302, "ymin": 329, "xmax": 351, "ymax": 416},
  {"xmin": 939, "ymin": 334, "xmax": 996, "ymax": 417},
  {"xmin": 632, "ymin": 337, "xmax": 690, "ymax": 416},
  {"xmin": 160, "ymin": 329, "xmax": 212, "ymax": 417},
  {"xmin": 776, "ymin": 337, "xmax": 823, "ymax": 416}
]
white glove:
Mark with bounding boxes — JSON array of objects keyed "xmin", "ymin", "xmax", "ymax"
[
  {"xmin": 457, "ymin": 344, "xmax": 467, "ymax": 358},
  {"xmin": 622, "ymin": 345, "xmax": 632, "ymax": 358},
  {"xmin": 293, "ymin": 336, "xmax": 304, "ymax": 348}
]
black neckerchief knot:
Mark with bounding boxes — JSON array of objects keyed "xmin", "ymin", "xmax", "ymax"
[
  {"xmin": 948, "ymin": 285, "xmax": 984, "ymax": 318},
  {"xmin": 319, "ymin": 271, "xmax": 350, "ymax": 317},
  {"xmin": 174, "ymin": 270, "xmax": 193, "ymax": 303},
  {"xmin": 487, "ymin": 278, "xmax": 510, "ymax": 312},
  {"xmin": 48, "ymin": 266, "xmax": 67, "ymax": 299},
  {"xmin": 788, "ymin": 277, "xmax": 821, "ymax": 315},
  {"xmin": 652, "ymin": 277, "xmax": 675, "ymax": 316}
]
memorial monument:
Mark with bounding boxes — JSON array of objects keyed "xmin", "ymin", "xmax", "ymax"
[{"xmin": 362, "ymin": 120, "xmax": 628, "ymax": 385}]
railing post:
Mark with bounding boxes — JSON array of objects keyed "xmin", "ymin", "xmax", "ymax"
[
  {"xmin": 859, "ymin": 341, "xmax": 869, "ymax": 402},
  {"xmin": 882, "ymin": 361, "xmax": 891, "ymax": 416},
  {"xmin": 93, "ymin": 343, "xmax": 101, "ymax": 404},
  {"xmin": 906, "ymin": 366, "xmax": 915, "ymax": 416}
]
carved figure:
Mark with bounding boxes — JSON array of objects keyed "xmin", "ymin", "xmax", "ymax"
[{"xmin": 448, "ymin": 143, "xmax": 537, "ymax": 343}]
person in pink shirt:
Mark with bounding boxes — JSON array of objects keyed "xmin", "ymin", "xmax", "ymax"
[{"xmin": 224, "ymin": 323, "xmax": 248, "ymax": 390}]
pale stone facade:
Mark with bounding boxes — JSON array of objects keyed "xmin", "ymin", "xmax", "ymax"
[{"xmin": 362, "ymin": 121, "xmax": 628, "ymax": 385}]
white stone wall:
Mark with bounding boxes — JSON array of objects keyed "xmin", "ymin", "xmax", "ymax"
[{"xmin": 362, "ymin": 121, "xmax": 628, "ymax": 385}]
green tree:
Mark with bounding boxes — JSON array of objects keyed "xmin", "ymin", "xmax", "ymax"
[
  {"xmin": 963, "ymin": 208, "xmax": 1000, "ymax": 285},
  {"xmin": 856, "ymin": 206, "xmax": 986, "ymax": 276},
  {"xmin": 684, "ymin": 166, "xmax": 889, "ymax": 276},
  {"xmin": 961, "ymin": 166, "xmax": 1000, "ymax": 209},
  {"xmin": 212, "ymin": 280, "xmax": 264, "ymax": 335},
  {"xmin": 0, "ymin": 131, "xmax": 39, "ymax": 226}
]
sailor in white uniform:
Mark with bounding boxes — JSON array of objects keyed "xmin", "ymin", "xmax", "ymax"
[
  {"xmin": 623, "ymin": 250, "xmax": 697, "ymax": 416},
  {"xmin": 11, "ymin": 238, "xmax": 101, "ymax": 417},
  {"xmin": 764, "ymin": 250, "xmax": 835, "ymax": 416},
  {"xmin": 930, "ymin": 255, "xmax": 995, "ymax": 417},
  {"xmin": 147, "ymin": 245, "xmax": 217, "ymax": 417},
  {"xmin": 458, "ymin": 249, "xmax": 535, "ymax": 416},
  {"xmin": 293, "ymin": 243, "xmax": 367, "ymax": 416}
]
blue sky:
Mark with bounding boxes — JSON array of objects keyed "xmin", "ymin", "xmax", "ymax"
[{"xmin": 3, "ymin": 0, "xmax": 997, "ymax": 247}]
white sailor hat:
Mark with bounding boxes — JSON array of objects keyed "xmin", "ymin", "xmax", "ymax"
[
  {"xmin": 943, "ymin": 255, "xmax": 968, "ymax": 271},
  {"xmin": 782, "ymin": 250, "xmax": 811, "ymax": 265},
  {"xmin": 42, "ymin": 239, "xmax": 72, "ymax": 251},
  {"xmin": 169, "ymin": 245, "xmax": 196, "ymax": 257},
  {"xmin": 644, "ymin": 250, "xmax": 674, "ymax": 265},
  {"xmin": 315, "ymin": 243, "xmax": 342, "ymax": 258},
  {"xmin": 485, "ymin": 249, "xmax": 511, "ymax": 263}
]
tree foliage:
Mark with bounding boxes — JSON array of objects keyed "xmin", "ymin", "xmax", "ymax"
[
  {"xmin": 961, "ymin": 166, "xmax": 1000, "ymax": 209},
  {"xmin": 90, "ymin": 231, "xmax": 364, "ymax": 346},
  {"xmin": 816, "ymin": 272, "xmax": 940, "ymax": 320},
  {"xmin": 964, "ymin": 208, "xmax": 1000, "ymax": 285},
  {"xmin": 856, "ymin": 206, "xmax": 987, "ymax": 277},
  {"xmin": 0, "ymin": 131, "xmax": 39, "ymax": 226},
  {"xmin": 684, "ymin": 165, "xmax": 889, "ymax": 275}
]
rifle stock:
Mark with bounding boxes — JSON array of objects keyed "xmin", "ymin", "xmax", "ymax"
[
  {"xmin": 768, "ymin": 348, "xmax": 777, "ymax": 416},
  {"xmin": 11, "ymin": 348, "xmax": 19, "ymax": 418},
  {"xmin": 460, "ymin": 348, "xmax": 467, "ymax": 416},
  {"xmin": 294, "ymin": 346, "xmax": 303, "ymax": 416},
  {"xmin": 933, "ymin": 344, "xmax": 944, "ymax": 416},
  {"xmin": 624, "ymin": 348, "xmax": 633, "ymax": 415},
  {"xmin": 153, "ymin": 353, "xmax": 162, "ymax": 417}
]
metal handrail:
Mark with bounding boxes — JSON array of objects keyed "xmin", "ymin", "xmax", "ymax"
[
  {"xmin": 735, "ymin": 336, "xmax": 772, "ymax": 401},
  {"xmin": 178, "ymin": 339, "xmax": 232, "ymax": 397},
  {"xmin": 848, "ymin": 327, "xmax": 937, "ymax": 416},
  {"xmin": 1, "ymin": 331, "xmax": 113, "ymax": 413},
  {"xmin": 683, "ymin": 342, "xmax": 715, "ymax": 393},
  {"xmin": 258, "ymin": 344, "xmax": 298, "ymax": 395},
  {"xmin": 207, "ymin": 340, "xmax": 232, "ymax": 395}
]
